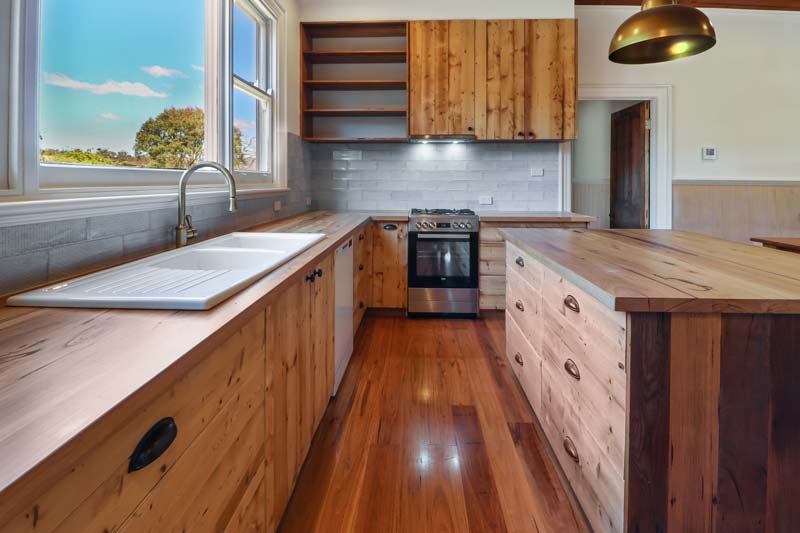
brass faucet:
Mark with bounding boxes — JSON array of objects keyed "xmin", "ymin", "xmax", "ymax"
[{"xmin": 176, "ymin": 162, "xmax": 238, "ymax": 248}]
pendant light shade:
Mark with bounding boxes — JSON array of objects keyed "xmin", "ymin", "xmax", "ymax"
[{"xmin": 609, "ymin": 0, "xmax": 716, "ymax": 64}]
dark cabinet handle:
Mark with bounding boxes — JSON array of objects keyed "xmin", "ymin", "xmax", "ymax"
[
  {"xmin": 358, "ymin": 263, "xmax": 364, "ymax": 271},
  {"xmin": 467, "ymin": 126, "xmax": 474, "ymax": 131},
  {"xmin": 514, "ymin": 352, "xmax": 524, "ymax": 366},
  {"xmin": 129, "ymin": 417, "xmax": 178, "ymax": 473},
  {"xmin": 517, "ymin": 131, "xmax": 524, "ymax": 137},
  {"xmin": 515, "ymin": 300, "xmax": 525, "ymax": 312},
  {"xmin": 359, "ymin": 301, "xmax": 365, "ymax": 309},
  {"xmin": 515, "ymin": 256, "xmax": 525, "ymax": 268},
  {"xmin": 528, "ymin": 131, "xmax": 534, "ymax": 137},
  {"xmin": 315, "ymin": 268, "xmax": 323, "ymax": 278},
  {"xmin": 564, "ymin": 295, "xmax": 580, "ymax": 313},
  {"xmin": 564, "ymin": 358, "xmax": 581, "ymax": 381},
  {"xmin": 305, "ymin": 273, "xmax": 315, "ymax": 282},
  {"xmin": 359, "ymin": 233, "xmax": 365, "ymax": 241},
  {"xmin": 383, "ymin": 224, "xmax": 398, "ymax": 231},
  {"xmin": 563, "ymin": 436, "xmax": 580, "ymax": 463}
]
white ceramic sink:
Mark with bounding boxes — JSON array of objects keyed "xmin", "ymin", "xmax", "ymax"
[{"xmin": 7, "ymin": 232, "xmax": 326, "ymax": 310}]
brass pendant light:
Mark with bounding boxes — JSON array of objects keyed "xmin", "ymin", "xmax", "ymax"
[{"xmin": 609, "ymin": 0, "xmax": 716, "ymax": 64}]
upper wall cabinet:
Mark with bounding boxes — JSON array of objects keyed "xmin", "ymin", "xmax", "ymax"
[
  {"xmin": 408, "ymin": 20, "xmax": 476, "ymax": 136},
  {"xmin": 409, "ymin": 18, "xmax": 577, "ymax": 141}
]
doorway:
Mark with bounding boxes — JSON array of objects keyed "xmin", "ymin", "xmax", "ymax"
[{"xmin": 571, "ymin": 99, "xmax": 652, "ymax": 229}]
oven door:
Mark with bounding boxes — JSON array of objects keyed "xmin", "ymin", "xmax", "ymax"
[{"xmin": 408, "ymin": 232, "xmax": 479, "ymax": 289}]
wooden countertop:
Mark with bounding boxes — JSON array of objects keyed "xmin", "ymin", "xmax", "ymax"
[
  {"xmin": 501, "ymin": 228, "xmax": 800, "ymax": 314},
  {"xmin": 0, "ymin": 210, "xmax": 372, "ymax": 496},
  {"xmin": 751, "ymin": 237, "xmax": 800, "ymax": 253},
  {"xmin": 477, "ymin": 211, "xmax": 595, "ymax": 223}
]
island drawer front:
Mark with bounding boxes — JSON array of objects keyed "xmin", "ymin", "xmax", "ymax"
[
  {"xmin": 506, "ymin": 312, "xmax": 543, "ymax": 416},
  {"xmin": 505, "ymin": 267, "xmax": 543, "ymax": 354},
  {"xmin": 9, "ymin": 313, "xmax": 267, "ymax": 533},
  {"xmin": 541, "ymin": 361, "xmax": 624, "ymax": 533},
  {"xmin": 506, "ymin": 242, "xmax": 543, "ymax": 293}
]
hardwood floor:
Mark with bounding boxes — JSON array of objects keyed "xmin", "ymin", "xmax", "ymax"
[{"xmin": 278, "ymin": 311, "xmax": 589, "ymax": 532}]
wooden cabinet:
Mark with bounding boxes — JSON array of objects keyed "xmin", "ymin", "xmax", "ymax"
[
  {"xmin": 353, "ymin": 224, "xmax": 373, "ymax": 334},
  {"xmin": 0, "ymin": 313, "xmax": 268, "ymax": 533},
  {"xmin": 524, "ymin": 19, "xmax": 577, "ymax": 141},
  {"xmin": 410, "ymin": 18, "xmax": 576, "ymax": 141},
  {"xmin": 265, "ymin": 253, "xmax": 334, "ymax": 531},
  {"xmin": 371, "ymin": 222, "xmax": 408, "ymax": 308},
  {"xmin": 409, "ymin": 20, "xmax": 476, "ymax": 136},
  {"xmin": 474, "ymin": 20, "xmax": 526, "ymax": 140}
]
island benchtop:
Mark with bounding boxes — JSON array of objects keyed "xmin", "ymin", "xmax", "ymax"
[{"xmin": 500, "ymin": 227, "xmax": 800, "ymax": 314}]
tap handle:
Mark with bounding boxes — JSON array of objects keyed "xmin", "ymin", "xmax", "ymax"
[{"xmin": 185, "ymin": 215, "xmax": 198, "ymax": 238}]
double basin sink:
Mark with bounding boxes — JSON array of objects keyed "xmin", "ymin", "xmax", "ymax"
[{"xmin": 7, "ymin": 232, "xmax": 326, "ymax": 310}]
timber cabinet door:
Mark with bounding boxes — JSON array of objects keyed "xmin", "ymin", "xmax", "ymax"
[
  {"xmin": 524, "ymin": 19, "xmax": 577, "ymax": 141},
  {"xmin": 371, "ymin": 222, "xmax": 408, "ymax": 308},
  {"xmin": 474, "ymin": 20, "xmax": 527, "ymax": 140},
  {"xmin": 408, "ymin": 20, "xmax": 476, "ymax": 136}
]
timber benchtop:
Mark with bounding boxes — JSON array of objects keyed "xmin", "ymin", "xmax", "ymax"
[
  {"xmin": 501, "ymin": 228, "xmax": 800, "ymax": 314},
  {"xmin": 0, "ymin": 209, "xmax": 589, "ymax": 496}
]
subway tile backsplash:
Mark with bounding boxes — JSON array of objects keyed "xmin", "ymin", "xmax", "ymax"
[
  {"xmin": 309, "ymin": 142, "xmax": 560, "ymax": 212},
  {"xmin": 0, "ymin": 133, "xmax": 312, "ymax": 297}
]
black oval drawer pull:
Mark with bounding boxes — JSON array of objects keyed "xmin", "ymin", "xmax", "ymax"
[
  {"xmin": 563, "ymin": 436, "xmax": 580, "ymax": 463},
  {"xmin": 359, "ymin": 301, "xmax": 365, "ymax": 309},
  {"xmin": 358, "ymin": 263, "xmax": 364, "ymax": 271},
  {"xmin": 564, "ymin": 358, "xmax": 581, "ymax": 381},
  {"xmin": 129, "ymin": 417, "xmax": 178, "ymax": 473},
  {"xmin": 564, "ymin": 295, "xmax": 580, "ymax": 313},
  {"xmin": 383, "ymin": 224, "xmax": 398, "ymax": 231},
  {"xmin": 515, "ymin": 300, "xmax": 524, "ymax": 312},
  {"xmin": 359, "ymin": 233, "xmax": 365, "ymax": 241},
  {"xmin": 514, "ymin": 352, "xmax": 524, "ymax": 366},
  {"xmin": 515, "ymin": 256, "xmax": 525, "ymax": 268}
]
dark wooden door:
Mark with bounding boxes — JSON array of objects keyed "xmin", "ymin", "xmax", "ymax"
[{"xmin": 610, "ymin": 101, "xmax": 650, "ymax": 228}]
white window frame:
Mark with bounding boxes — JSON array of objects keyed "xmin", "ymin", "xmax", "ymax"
[{"xmin": 2, "ymin": 0, "xmax": 287, "ymax": 203}]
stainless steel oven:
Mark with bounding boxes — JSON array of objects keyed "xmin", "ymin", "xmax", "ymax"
[{"xmin": 407, "ymin": 209, "xmax": 479, "ymax": 317}]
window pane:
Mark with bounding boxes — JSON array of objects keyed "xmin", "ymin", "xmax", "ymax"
[
  {"xmin": 233, "ymin": 89, "xmax": 258, "ymax": 171},
  {"xmin": 233, "ymin": 3, "xmax": 258, "ymax": 84},
  {"xmin": 39, "ymin": 0, "xmax": 205, "ymax": 170}
]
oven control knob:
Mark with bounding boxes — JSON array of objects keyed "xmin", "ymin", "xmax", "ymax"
[
  {"xmin": 458, "ymin": 222, "xmax": 466, "ymax": 229},
  {"xmin": 465, "ymin": 222, "xmax": 472, "ymax": 229},
  {"xmin": 415, "ymin": 222, "xmax": 422, "ymax": 229},
  {"xmin": 422, "ymin": 222, "xmax": 429, "ymax": 229}
]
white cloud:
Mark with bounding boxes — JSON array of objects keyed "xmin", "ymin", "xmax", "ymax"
[
  {"xmin": 234, "ymin": 118, "xmax": 256, "ymax": 130},
  {"xmin": 44, "ymin": 72, "xmax": 168, "ymax": 98},
  {"xmin": 191, "ymin": 64, "xmax": 205, "ymax": 72},
  {"xmin": 141, "ymin": 65, "xmax": 187, "ymax": 78},
  {"xmin": 100, "ymin": 112, "xmax": 120, "ymax": 120}
]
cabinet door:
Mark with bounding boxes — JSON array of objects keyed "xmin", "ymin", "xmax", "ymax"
[
  {"xmin": 353, "ymin": 224, "xmax": 373, "ymax": 334},
  {"xmin": 409, "ymin": 20, "xmax": 475, "ymax": 136},
  {"xmin": 310, "ymin": 253, "xmax": 334, "ymax": 423},
  {"xmin": 371, "ymin": 222, "xmax": 408, "ymax": 308},
  {"xmin": 524, "ymin": 19, "xmax": 577, "ymax": 140},
  {"xmin": 475, "ymin": 20, "xmax": 526, "ymax": 140}
]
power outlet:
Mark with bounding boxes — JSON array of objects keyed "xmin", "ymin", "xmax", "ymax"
[
  {"xmin": 479, "ymin": 196, "xmax": 494, "ymax": 205},
  {"xmin": 273, "ymin": 200, "xmax": 282, "ymax": 212},
  {"xmin": 530, "ymin": 167, "xmax": 545, "ymax": 177},
  {"xmin": 305, "ymin": 196, "xmax": 312, "ymax": 207}
]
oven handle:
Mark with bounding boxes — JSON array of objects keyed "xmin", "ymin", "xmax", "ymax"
[{"xmin": 415, "ymin": 233, "xmax": 472, "ymax": 240}]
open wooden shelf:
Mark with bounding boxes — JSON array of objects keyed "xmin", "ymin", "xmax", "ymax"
[
  {"xmin": 302, "ymin": 21, "xmax": 407, "ymax": 38},
  {"xmin": 304, "ymin": 108, "xmax": 407, "ymax": 117},
  {"xmin": 303, "ymin": 79, "xmax": 408, "ymax": 91},
  {"xmin": 303, "ymin": 50, "xmax": 407, "ymax": 64}
]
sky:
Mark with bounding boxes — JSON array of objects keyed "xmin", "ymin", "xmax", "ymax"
[{"xmin": 40, "ymin": 0, "xmax": 259, "ymax": 156}]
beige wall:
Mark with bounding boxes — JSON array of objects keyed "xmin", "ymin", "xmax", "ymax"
[{"xmin": 284, "ymin": 0, "xmax": 302, "ymax": 136}]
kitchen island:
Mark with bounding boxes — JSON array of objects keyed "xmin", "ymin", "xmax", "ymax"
[{"xmin": 500, "ymin": 227, "xmax": 800, "ymax": 532}]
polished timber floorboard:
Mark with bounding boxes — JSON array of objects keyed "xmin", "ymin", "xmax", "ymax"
[{"xmin": 279, "ymin": 312, "xmax": 589, "ymax": 533}]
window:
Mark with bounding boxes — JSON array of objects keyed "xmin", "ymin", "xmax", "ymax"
[
  {"xmin": 7, "ymin": 0, "xmax": 283, "ymax": 195},
  {"xmin": 232, "ymin": 0, "xmax": 274, "ymax": 175}
]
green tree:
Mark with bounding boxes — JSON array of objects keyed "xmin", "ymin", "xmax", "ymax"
[
  {"xmin": 134, "ymin": 107, "xmax": 205, "ymax": 169},
  {"xmin": 233, "ymin": 126, "xmax": 248, "ymax": 169}
]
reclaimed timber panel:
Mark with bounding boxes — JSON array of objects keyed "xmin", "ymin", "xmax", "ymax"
[
  {"xmin": 524, "ymin": 19, "xmax": 577, "ymax": 140},
  {"xmin": 371, "ymin": 221, "xmax": 408, "ymax": 308}
]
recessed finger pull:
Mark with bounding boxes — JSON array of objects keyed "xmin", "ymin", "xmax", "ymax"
[
  {"xmin": 564, "ymin": 295, "xmax": 580, "ymax": 313},
  {"xmin": 129, "ymin": 417, "xmax": 178, "ymax": 473},
  {"xmin": 515, "ymin": 256, "xmax": 525, "ymax": 268},
  {"xmin": 514, "ymin": 352, "xmax": 524, "ymax": 366},
  {"xmin": 564, "ymin": 358, "xmax": 581, "ymax": 381},
  {"xmin": 563, "ymin": 436, "xmax": 580, "ymax": 463},
  {"xmin": 515, "ymin": 300, "xmax": 525, "ymax": 312}
]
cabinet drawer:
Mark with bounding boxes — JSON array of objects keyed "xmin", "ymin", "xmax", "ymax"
[
  {"xmin": 505, "ymin": 267, "xmax": 543, "ymax": 355},
  {"xmin": 541, "ymin": 362, "xmax": 624, "ymax": 533},
  {"xmin": 506, "ymin": 312, "xmax": 542, "ymax": 416},
  {"xmin": 35, "ymin": 314, "xmax": 266, "ymax": 533},
  {"xmin": 506, "ymin": 242, "xmax": 543, "ymax": 292}
]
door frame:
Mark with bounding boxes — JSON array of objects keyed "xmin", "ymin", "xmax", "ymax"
[{"xmin": 561, "ymin": 84, "xmax": 673, "ymax": 229}]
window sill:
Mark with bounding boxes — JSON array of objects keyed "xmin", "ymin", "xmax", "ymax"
[{"xmin": 0, "ymin": 186, "xmax": 292, "ymax": 227}]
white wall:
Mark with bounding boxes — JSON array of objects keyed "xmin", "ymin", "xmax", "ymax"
[
  {"xmin": 0, "ymin": 0, "xmax": 11, "ymax": 189},
  {"xmin": 299, "ymin": 0, "xmax": 573, "ymax": 21},
  {"xmin": 577, "ymin": 6, "xmax": 800, "ymax": 182},
  {"xmin": 283, "ymin": 0, "xmax": 302, "ymax": 135},
  {"xmin": 573, "ymin": 100, "xmax": 637, "ymax": 184}
]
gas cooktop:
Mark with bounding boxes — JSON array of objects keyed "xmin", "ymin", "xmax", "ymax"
[{"xmin": 410, "ymin": 208, "xmax": 476, "ymax": 216}]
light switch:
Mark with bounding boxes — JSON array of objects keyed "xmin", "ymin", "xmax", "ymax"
[
  {"xmin": 305, "ymin": 196, "xmax": 312, "ymax": 206},
  {"xmin": 273, "ymin": 200, "xmax": 282, "ymax": 212}
]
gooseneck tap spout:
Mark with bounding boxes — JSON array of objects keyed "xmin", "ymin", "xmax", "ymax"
[{"xmin": 176, "ymin": 161, "xmax": 238, "ymax": 248}]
